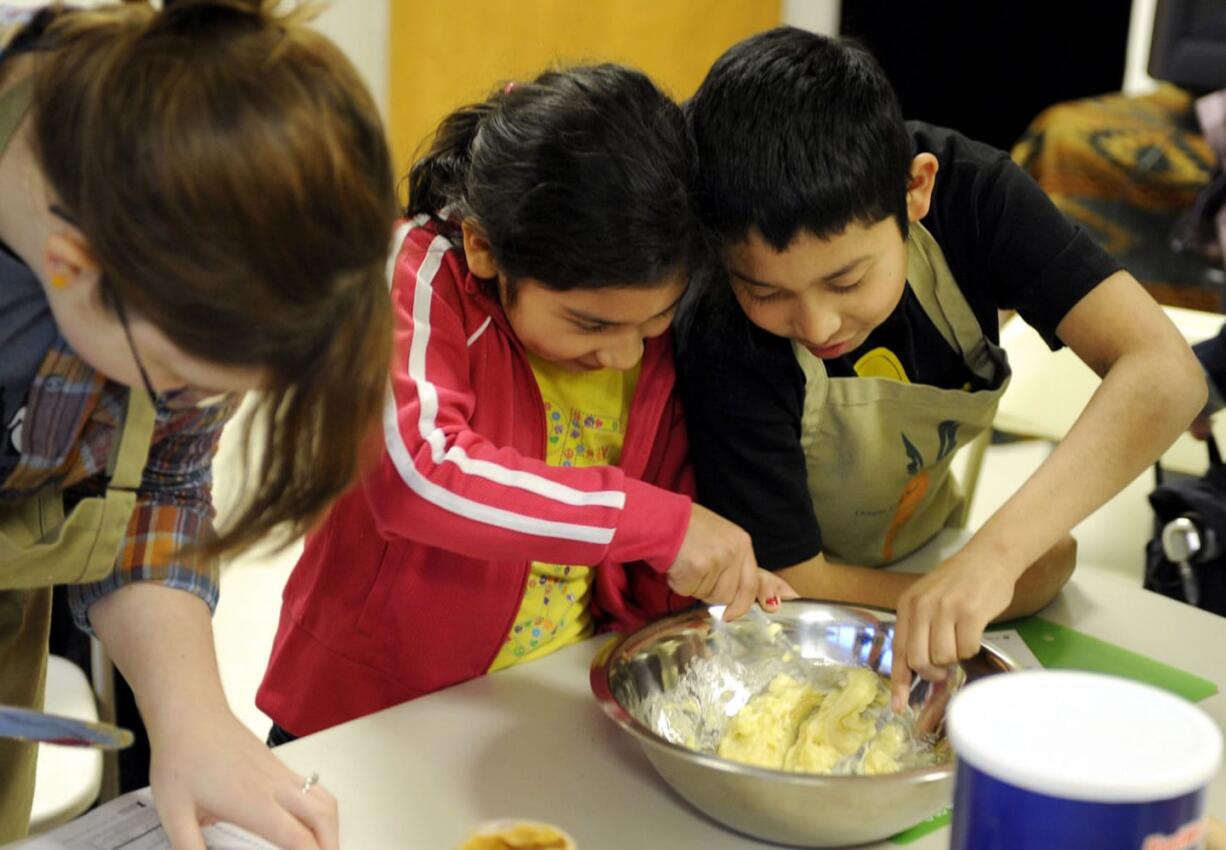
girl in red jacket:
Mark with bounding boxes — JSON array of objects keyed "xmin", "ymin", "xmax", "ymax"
[{"xmin": 258, "ymin": 65, "xmax": 796, "ymax": 739}]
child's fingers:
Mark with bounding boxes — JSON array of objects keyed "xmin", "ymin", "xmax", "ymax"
[
  {"xmin": 889, "ymin": 617, "xmax": 913, "ymax": 713},
  {"xmin": 899, "ymin": 594, "xmax": 948, "ymax": 682},
  {"xmin": 904, "ymin": 618, "xmax": 933, "ymax": 682},
  {"xmin": 915, "ymin": 672, "xmax": 956, "ymax": 736},
  {"xmin": 889, "ymin": 665, "xmax": 913, "ymax": 714},
  {"xmin": 928, "ymin": 620, "xmax": 959, "ymax": 670},
  {"xmin": 690, "ymin": 562, "xmax": 723, "ymax": 601},
  {"xmin": 956, "ymin": 618, "xmax": 986, "ymax": 660},
  {"xmin": 701, "ymin": 558, "xmax": 741, "ymax": 607},
  {"xmin": 774, "ymin": 572, "xmax": 800, "ymax": 601},
  {"xmin": 755, "ymin": 570, "xmax": 799, "ymax": 610},
  {"xmin": 723, "ymin": 554, "xmax": 759, "ymax": 621}
]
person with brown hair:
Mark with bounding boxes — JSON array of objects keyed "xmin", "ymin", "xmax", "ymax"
[{"xmin": 0, "ymin": 1, "xmax": 395, "ymax": 847}]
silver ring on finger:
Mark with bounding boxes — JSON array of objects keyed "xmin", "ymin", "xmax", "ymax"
[{"xmin": 301, "ymin": 772, "xmax": 319, "ymax": 794}]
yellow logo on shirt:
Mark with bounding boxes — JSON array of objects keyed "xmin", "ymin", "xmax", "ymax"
[{"xmin": 853, "ymin": 347, "xmax": 910, "ymax": 383}]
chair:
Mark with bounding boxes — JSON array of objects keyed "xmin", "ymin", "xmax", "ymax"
[
  {"xmin": 28, "ymin": 655, "xmax": 103, "ymax": 834},
  {"xmin": 1011, "ymin": 0, "xmax": 1226, "ymax": 312}
]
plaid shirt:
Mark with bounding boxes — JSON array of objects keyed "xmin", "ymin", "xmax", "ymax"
[{"xmin": 2, "ymin": 341, "xmax": 234, "ymax": 630}]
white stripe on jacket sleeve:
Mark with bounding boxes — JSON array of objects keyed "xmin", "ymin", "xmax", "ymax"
[{"xmin": 379, "ymin": 221, "xmax": 625, "ymax": 543}]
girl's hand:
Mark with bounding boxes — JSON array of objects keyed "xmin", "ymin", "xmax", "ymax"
[
  {"xmin": 888, "ymin": 550, "xmax": 1015, "ymax": 711},
  {"xmin": 668, "ymin": 504, "xmax": 766, "ymax": 620},
  {"xmin": 149, "ymin": 705, "xmax": 337, "ymax": 850},
  {"xmin": 756, "ymin": 568, "xmax": 801, "ymax": 612}
]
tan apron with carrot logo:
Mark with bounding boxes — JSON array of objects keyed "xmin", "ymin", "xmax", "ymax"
[
  {"xmin": 795, "ymin": 221, "xmax": 1011, "ymax": 566},
  {"xmin": 0, "ymin": 75, "xmax": 158, "ymax": 842}
]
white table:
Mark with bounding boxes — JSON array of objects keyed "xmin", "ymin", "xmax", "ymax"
[{"xmin": 271, "ymin": 530, "xmax": 1226, "ymax": 849}]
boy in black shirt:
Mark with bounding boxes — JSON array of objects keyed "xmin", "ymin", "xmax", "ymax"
[{"xmin": 679, "ymin": 27, "xmax": 1206, "ymax": 708}]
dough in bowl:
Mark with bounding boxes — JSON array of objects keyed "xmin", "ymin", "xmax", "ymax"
[{"xmin": 717, "ymin": 667, "xmax": 911, "ymax": 775}]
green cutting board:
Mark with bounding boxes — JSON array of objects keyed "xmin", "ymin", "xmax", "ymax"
[
  {"xmin": 1000, "ymin": 615, "xmax": 1217, "ymax": 702},
  {"xmin": 890, "ymin": 616, "xmax": 1218, "ymax": 843}
]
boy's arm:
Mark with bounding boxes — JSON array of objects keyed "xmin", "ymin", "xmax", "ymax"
[
  {"xmin": 777, "ymin": 534, "xmax": 1076, "ymax": 622},
  {"xmin": 892, "ymin": 271, "xmax": 1204, "ymax": 704}
]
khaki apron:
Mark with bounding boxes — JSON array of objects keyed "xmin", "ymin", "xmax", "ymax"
[
  {"xmin": 0, "ymin": 76, "xmax": 158, "ymax": 842},
  {"xmin": 795, "ymin": 221, "xmax": 1012, "ymax": 567}
]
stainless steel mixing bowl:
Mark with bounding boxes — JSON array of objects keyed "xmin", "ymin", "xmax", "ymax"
[{"xmin": 590, "ymin": 601, "xmax": 1019, "ymax": 846}]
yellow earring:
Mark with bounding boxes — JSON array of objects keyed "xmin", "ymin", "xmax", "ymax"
[{"xmin": 50, "ymin": 273, "xmax": 69, "ymax": 289}]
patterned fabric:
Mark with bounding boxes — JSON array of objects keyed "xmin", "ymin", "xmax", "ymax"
[
  {"xmin": 1012, "ymin": 85, "xmax": 1220, "ymax": 309},
  {"xmin": 487, "ymin": 354, "xmax": 641, "ymax": 672},
  {"xmin": 2, "ymin": 338, "xmax": 234, "ymax": 630}
]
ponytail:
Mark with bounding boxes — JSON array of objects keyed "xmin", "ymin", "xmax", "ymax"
[{"xmin": 405, "ymin": 100, "xmax": 495, "ymax": 219}]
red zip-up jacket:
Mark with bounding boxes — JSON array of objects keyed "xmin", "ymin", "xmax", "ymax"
[{"xmin": 258, "ymin": 217, "xmax": 695, "ymax": 736}]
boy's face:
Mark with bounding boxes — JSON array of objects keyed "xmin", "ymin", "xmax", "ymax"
[
  {"xmin": 723, "ymin": 153, "xmax": 938, "ymax": 358},
  {"xmin": 724, "ymin": 217, "xmax": 908, "ymax": 359}
]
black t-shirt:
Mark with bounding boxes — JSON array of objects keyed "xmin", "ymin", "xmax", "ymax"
[{"xmin": 677, "ymin": 122, "xmax": 1122, "ymax": 570}]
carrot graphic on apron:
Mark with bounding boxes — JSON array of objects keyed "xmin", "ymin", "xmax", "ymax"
[{"xmin": 882, "ymin": 421, "xmax": 960, "ymax": 562}]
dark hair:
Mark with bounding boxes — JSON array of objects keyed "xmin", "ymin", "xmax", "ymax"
[
  {"xmin": 32, "ymin": 0, "xmax": 397, "ymax": 556},
  {"xmin": 687, "ymin": 26, "xmax": 912, "ymax": 251},
  {"xmin": 407, "ymin": 63, "xmax": 702, "ymax": 294}
]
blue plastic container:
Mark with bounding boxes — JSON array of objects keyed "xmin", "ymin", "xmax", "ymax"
[{"xmin": 946, "ymin": 670, "xmax": 1221, "ymax": 850}]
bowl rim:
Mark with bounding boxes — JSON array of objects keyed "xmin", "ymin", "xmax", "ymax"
[{"xmin": 589, "ymin": 599, "xmax": 1020, "ymax": 786}]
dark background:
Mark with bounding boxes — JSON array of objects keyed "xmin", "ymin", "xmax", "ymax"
[{"xmin": 840, "ymin": 1, "xmax": 1133, "ymax": 151}]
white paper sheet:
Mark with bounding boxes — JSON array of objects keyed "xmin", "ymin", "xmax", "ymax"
[{"xmin": 14, "ymin": 789, "xmax": 276, "ymax": 850}]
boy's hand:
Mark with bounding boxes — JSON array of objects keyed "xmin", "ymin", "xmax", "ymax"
[
  {"xmin": 669, "ymin": 504, "xmax": 774, "ymax": 620},
  {"xmin": 888, "ymin": 550, "xmax": 1014, "ymax": 711}
]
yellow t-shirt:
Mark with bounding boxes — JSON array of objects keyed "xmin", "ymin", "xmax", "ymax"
[{"xmin": 488, "ymin": 354, "xmax": 641, "ymax": 672}]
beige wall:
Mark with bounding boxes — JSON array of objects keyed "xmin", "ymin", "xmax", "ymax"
[
  {"xmin": 388, "ymin": 0, "xmax": 780, "ymax": 174},
  {"xmin": 312, "ymin": 0, "xmax": 389, "ymax": 119}
]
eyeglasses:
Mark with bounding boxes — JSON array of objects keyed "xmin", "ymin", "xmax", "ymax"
[
  {"xmin": 112, "ymin": 295, "xmax": 159, "ymax": 409},
  {"xmin": 49, "ymin": 203, "xmax": 234, "ymax": 414},
  {"xmin": 112, "ymin": 284, "xmax": 234, "ymax": 413}
]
